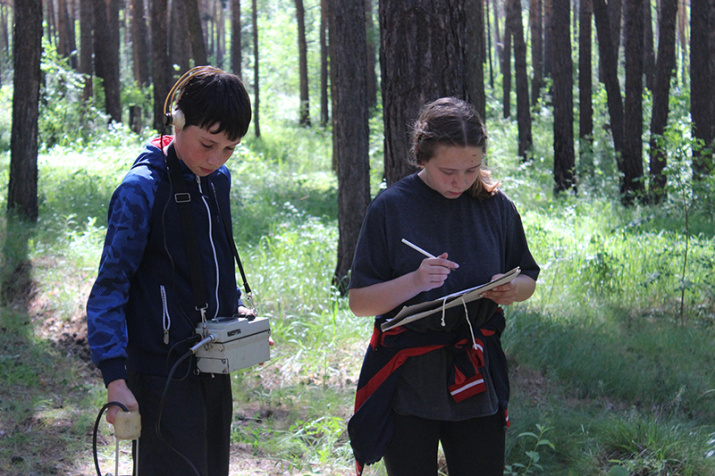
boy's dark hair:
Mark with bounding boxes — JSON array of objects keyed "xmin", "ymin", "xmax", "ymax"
[{"xmin": 176, "ymin": 67, "xmax": 252, "ymax": 141}]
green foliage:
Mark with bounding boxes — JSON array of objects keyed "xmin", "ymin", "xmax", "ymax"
[
  {"xmin": 505, "ymin": 425, "xmax": 556, "ymax": 475},
  {"xmin": 38, "ymin": 40, "xmax": 143, "ymax": 151}
]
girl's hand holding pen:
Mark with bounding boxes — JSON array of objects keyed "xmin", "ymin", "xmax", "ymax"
[{"xmin": 414, "ymin": 252, "xmax": 459, "ymax": 292}]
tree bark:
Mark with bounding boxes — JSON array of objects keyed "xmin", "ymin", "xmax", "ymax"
[
  {"xmin": 252, "ymin": 0, "xmax": 261, "ymax": 138},
  {"xmin": 150, "ymin": 0, "xmax": 171, "ymax": 131},
  {"xmin": 231, "ymin": 0, "xmax": 242, "ymax": 76},
  {"xmin": 130, "ymin": 0, "xmax": 151, "ymax": 87},
  {"xmin": 9, "ymin": 0, "xmax": 43, "ymax": 221},
  {"xmin": 642, "ymin": 0, "xmax": 655, "ymax": 91},
  {"xmin": 543, "ymin": 0, "xmax": 552, "ymax": 78},
  {"xmin": 529, "ymin": 0, "xmax": 543, "ymax": 105},
  {"xmin": 502, "ymin": 18, "xmax": 511, "ymax": 118},
  {"xmin": 593, "ymin": 0, "xmax": 625, "ymax": 168},
  {"xmin": 622, "ymin": 0, "xmax": 645, "ymax": 203},
  {"xmin": 320, "ymin": 0, "xmax": 329, "ymax": 126},
  {"xmin": 466, "ymin": 0, "xmax": 486, "ymax": 121},
  {"xmin": 552, "ymin": 0, "xmax": 575, "ymax": 193},
  {"xmin": 379, "ymin": 0, "xmax": 471, "ymax": 185},
  {"xmin": 691, "ymin": 0, "xmax": 714, "ymax": 180},
  {"xmin": 507, "ymin": 0, "xmax": 532, "ymax": 159},
  {"xmin": 365, "ymin": 0, "xmax": 378, "ymax": 110},
  {"xmin": 93, "ymin": 0, "xmax": 122, "ymax": 123},
  {"xmin": 79, "ymin": 0, "xmax": 94, "ymax": 100},
  {"xmin": 186, "ymin": 0, "xmax": 208, "ymax": 66},
  {"xmin": 330, "ymin": 0, "xmax": 371, "ymax": 288},
  {"xmin": 295, "ymin": 0, "xmax": 311, "ymax": 126},
  {"xmin": 579, "ymin": 0, "xmax": 593, "ymax": 166},
  {"xmin": 170, "ymin": 0, "xmax": 191, "ymax": 73},
  {"xmin": 648, "ymin": 0, "xmax": 678, "ymax": 201}
]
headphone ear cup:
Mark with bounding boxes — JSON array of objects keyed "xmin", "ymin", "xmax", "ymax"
[{"xmin": 171, "ymin": 109, "xmax": 186, "ymax": 130}]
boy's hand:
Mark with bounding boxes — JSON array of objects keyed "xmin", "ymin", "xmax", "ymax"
[{"xmin": 106, "ymin": 379, "xmax": 139, "ymax": 425}]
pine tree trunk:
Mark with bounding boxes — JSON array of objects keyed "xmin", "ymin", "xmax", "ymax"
[
  {"xmin": 150, "ymin": 0, "xmax": 171, "ymax": 131},
  {"xmin": 320, "ymin": 0, "xmax": 329, "ymax": 126},
  {"xmin": 9, "ymin": 0, "xmax": 43, "ymax": 221},
  {"xmin": 578, "ymin": 0, "xmax": 593, "ymax": 167},
  {"xmin": 622, "ymin": 0, "xmax": 645, "ymax": 203},
  {"xmin": 648, "ymin": 0, "xmax": 678, "ymax": 201},
  {"xmin": 330, "ymin": 0, "xmax": 371, "ymax": 288},
  {"xmin": 691, "ymin": 0, "xmax": 714, "ymax": 180},
  {"xmin": 552, "ymin": 0, "xmax": 575, "ymax": 193},
  {"xmin": 79, "ymin": 0, "xmax": 94, "ymax": 100},
  {"xmin": 252, "ymin": 0, "xmax": 261, "ymax": 138},
  {"xmin": 593, "ymin": 0, "xmax": 625, "ymax": 167},
  {"xmin": 296, "ymin": 0, "xmax": 311, "ymax": 126},
  {"xmin": 379, "ymin": 0, "xmax": 471, "ymax": 185},
  {"xmin": 130, "ymin": 0, "xmax": 151, "ymax": 86},
  {"xmin": 186, "ymin": 0, "xmax": 208, "ymax": 65},
  {"xmin": 466, "ymin": 0, "xmax": 486, "ymax": 121},
  {"xmin": 530, "ymin": 0, "xmax": 543, "ymax": 105},
  {"xmin": 507, "ymin": 0, "xmax": 532, "ymax": 160},
  {"xmin": 231, "ymin": 0, "xmax": 242, "ymax": 76}
]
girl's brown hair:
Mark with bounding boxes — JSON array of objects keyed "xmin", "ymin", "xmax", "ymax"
[{"xmin": 410, "ymin": 97, "xmax": 499, "ymax": 200}]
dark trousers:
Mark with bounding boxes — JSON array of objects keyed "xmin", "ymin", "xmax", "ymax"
[
  {"xmin": 127, "ymin": 370, "xmax": 232, "ymax": 476},
  {"xmin": 383, "ymin": 411, "xmax": 506, "ymax": 476}
]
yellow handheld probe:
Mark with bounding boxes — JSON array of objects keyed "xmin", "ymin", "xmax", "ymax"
[{"xmin": 93, "ymin": 402, "xmax": 141, "ymax": 476}]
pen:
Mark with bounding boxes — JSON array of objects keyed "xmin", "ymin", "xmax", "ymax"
[{"xmin": 401, "ymin": 238, "xmax": 437, "ymax": 259}]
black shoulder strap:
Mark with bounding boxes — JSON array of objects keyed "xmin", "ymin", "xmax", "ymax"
[{"xmin": 217, "ymin": 202, "xmax": 253, "ymax": 302}]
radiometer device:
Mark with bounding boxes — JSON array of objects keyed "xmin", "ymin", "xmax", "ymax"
[{"xmin": 193, "ymin": 316, "xmax": 271, "ymax": 374}]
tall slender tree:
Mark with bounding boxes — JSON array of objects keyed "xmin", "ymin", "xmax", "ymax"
[
  {"xmin": 593, "ymin": 0, "xmax": 625, "ymax": 171},
  {"xmin": 502, "ymin": 18, "xmax": 511, "ymax": 119},
  {"xmin": 648, "ymin": 0, "xmax": 678, "ymax": 201},
  {"xmin": 186, "ymin": 0, "xmax": 208, "ymax": 66},
  {"xmin": 130, "ymin": 0, "xmax": 150, "ymax": 87},
  {"xmin": 320, "ymin": 0, "xmax": 330, "ymax": 126},
  {"xmin": 93, "ymin": 0, "xmax": 122, "ymax": 123},
  {"xmin": 252, "ymin": 0, "xmax": 261, "ymax": 138},
  {"xmin": 150, "ymin": 0, "xmax": 171, "ymax": 131},
  {"xmin": 690, "ymin": 0, "xmax": 714, "ymax": 180},
  {"xmin": 330, "ymin": 0, "xmax": 371, "ymax": 287},
  {"xmin": 507, "ymin": 0, "xmax": 532, "ymax": 159},
  {"xmin": 579, "ymin": 0, "xmax": 593, "ymax": 169},
  {"xmin": 231, "ymin": 0, "xmax": 242, "ymax": 76},
  {"xmin": 9, "ymin": 0, "xmax": 43, "ymax": 221},
  {"xmin": 79, "ymin": 0, "xmax": 94, "ymax": 100},
  {"xmin": 529, "ymin": 0, "xmax": 544, "ymax": 105},
  {"xmin": 365, "ymin": 0, "xmax": 378, "ymax": 110},
  {"xmin": 466, "ymin": 0, "xmax": 486, "ymax": 120},
  {"xmin": 296, "ymin": 0, "xmax": 311, "ymax": 126},
  {"xmin": 552, "ymin": 0, "xmax": 575, "ymax": 193},
  {"xmin": 622, "ymin": 0, "xmax": 645, "ymax": 202}
]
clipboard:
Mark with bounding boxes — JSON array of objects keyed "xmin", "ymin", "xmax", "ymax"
[{"xmin": 380, "ymin": 267, "xmax": 521, "ymax": 331}]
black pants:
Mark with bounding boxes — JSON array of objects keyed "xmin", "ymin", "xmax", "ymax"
[
  {"xmin": 383, "ymin": 411, "xmax": 506, "ymax": 476},
  {"xmin": 127, "ymin": 370, "xmax": 232, "ymax": 476}
]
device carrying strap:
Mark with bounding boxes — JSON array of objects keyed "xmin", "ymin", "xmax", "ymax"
[{"xmin": 165, "ymin": 149, "xmax": 208, "ymax": 312}]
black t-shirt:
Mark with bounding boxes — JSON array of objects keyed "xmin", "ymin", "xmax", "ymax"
[{"xmin": 349, "ymin": 173, "xmax": 540, "ymax": 420}]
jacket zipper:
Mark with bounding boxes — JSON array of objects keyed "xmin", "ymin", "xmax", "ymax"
[{"xmin": 197, "ymin": 175, "xmax": 221, "ymax": 319}]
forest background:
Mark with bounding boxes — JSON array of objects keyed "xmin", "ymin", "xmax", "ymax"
[{"xmin": 1, "ymin": 0, "xmax": 714, "ymax": 475}]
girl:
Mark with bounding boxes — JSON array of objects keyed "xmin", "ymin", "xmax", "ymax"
[{"xmin": 348, "ymin": 97, "xmax": 540, "ymax": 476}]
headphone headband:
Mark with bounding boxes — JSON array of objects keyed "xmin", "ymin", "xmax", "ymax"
[{"xmin": 163, "ymin": 65, "xmax": 226, "ymax": 117}]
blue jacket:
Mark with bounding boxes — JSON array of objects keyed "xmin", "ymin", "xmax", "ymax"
[{"xmin": 87, "ymin": 137, "xmax": 242, "ymax": 385}]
